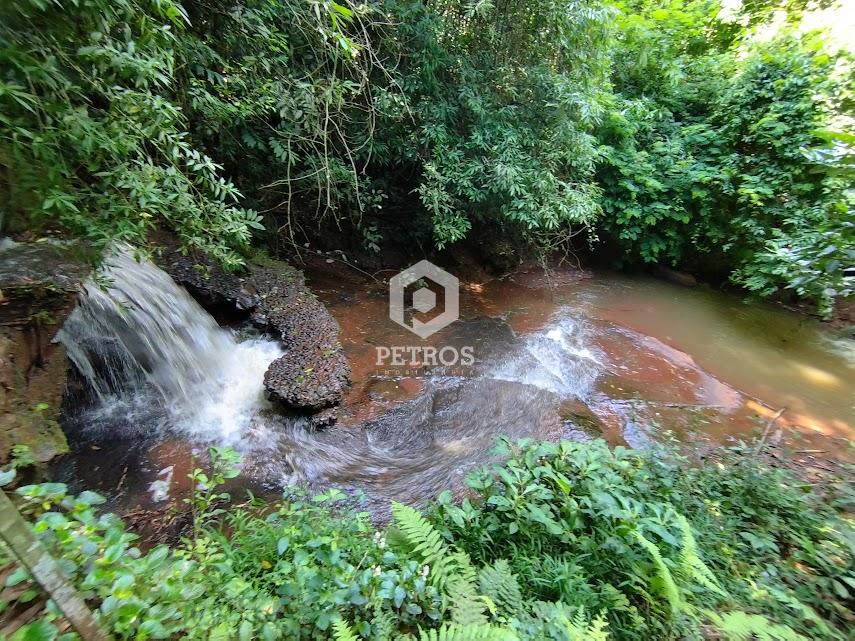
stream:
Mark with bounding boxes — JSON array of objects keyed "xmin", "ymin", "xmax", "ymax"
[{"xmin": 53, "ymin": 255, "xmax": 855, "ymax": 514}]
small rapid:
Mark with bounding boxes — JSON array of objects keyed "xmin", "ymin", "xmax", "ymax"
[
  {"xmin": 57, "ymin": 246, "xmax": 284, "ymax": 446},
  {"xmin": 232, "ymin": 312, "xmax": 607, "ymax": 507},
  {"xmin": 490, "ymin": 316, "xmax": 603, "ymax": 398}
]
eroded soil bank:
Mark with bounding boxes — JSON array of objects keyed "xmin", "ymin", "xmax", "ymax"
[{"xmin": 0, "ymin": 241, "xmax": 91, "ymax": 465}]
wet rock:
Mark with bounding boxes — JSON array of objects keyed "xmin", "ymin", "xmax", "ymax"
[
  {"xmin": 156, "ymin": 246, "xmax": 258, "ymax": 311},
  {"xmin": 252, "ymin": 266, "xmax": 350, "ymax": 411},
  {"xmin": 558, "ymin": 398, "xmax": 608, "ymax": 438},
  {"xmin": 653, "ymin": 265, "xmax": 697, "ymax": 287},
  {"xmin": 0, "ymin": 241, "xmax": 88, "ymax": 463},
  {"xmin": 309, "ymin": 407, "xmax": 339, "ymax": 429},
  {"xmin": 156, "ymin": 244, "xmax": 350, "ymax": 413}
]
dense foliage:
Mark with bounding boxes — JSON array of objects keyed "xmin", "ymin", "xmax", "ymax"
[
  {"xmin": 0, "ymin": 0, "xmax": 265, "ymax": 268},
  {"xmin": 598, "ymin": 0, "xmax": 854, "ymax": 316},
  {"xmin": 372, "ymin": 1, "xmax": 613, "ymax": 251},
  {"xmin": 2, "ymin": 440, "xmax": 853, "ymax": 640},
  {"xmin": 1, "ymin": 0, "xmax": 853, "ymax": 304}
]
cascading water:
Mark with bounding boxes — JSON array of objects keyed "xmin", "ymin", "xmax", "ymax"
[
  {"xmin": 57, "ymin": 246, "xmax": 284, "ymax": 446},
  {"xmin": 55, "ymin": 255, "xmax": 608, "ymax": 508},
  {"xmin": 490, "ymin": 315, "xmax": 603, "ymax": 399}
]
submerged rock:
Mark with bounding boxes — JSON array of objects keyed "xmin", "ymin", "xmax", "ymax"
[{"xmin": 158, "ymin": 247, "xmax": 350, "ymax": 414}]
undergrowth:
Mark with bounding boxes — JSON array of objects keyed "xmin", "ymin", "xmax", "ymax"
[{"xmin": 1, "ymin": 439, "xmax": 852, "ymax": 640}]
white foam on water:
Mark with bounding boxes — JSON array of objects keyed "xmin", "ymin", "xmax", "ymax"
[
  {"xmin": 57, "ymin": 245, "xmax": 284, "ymax": 447},
  {"xmin": 489, "ymin": 315, "xmax": 603, "ymax": 399}
]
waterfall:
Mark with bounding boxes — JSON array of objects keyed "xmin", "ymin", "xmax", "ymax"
[
  {"xmin": 57, "ymin": 246, "xmax": 284, "ymax": 445},
  {"xmin": 53, "ymin": 254, "xmax": 611, "ymax": 506}
]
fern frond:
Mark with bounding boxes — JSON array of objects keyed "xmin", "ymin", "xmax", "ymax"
[
  {"xmin": 582, "ymin": 613, "xmax": 611, "ymax": 641},
  {"xmin": 415, "ymin": 623, "xmax": 517, "ymax": 641},
  {"xmin": 566, "ymin": 608, "xmax": 610, "ymax": 641},
  {"xmin": 391, "ymin": 503, "xmax": 447, "ymax": 565},
  {"xmin": 370, "ymin": 606, "xmax": 396, "ymax": 641},
  {"xmin": 391, "ymin": 502, "xmax": 489, "ymax": 625},
  {"xmin": 523, "ymin": 602, "xmax": 610, "ymax": 641},
  {"xmin": 448, "ymin": 578, "xmax": 492, "ymax": 626},
  {"xmin": 633, "ymin": 529, "xmax": 684, "ymax": 616},
  {"xmin": 478, "ymin": 560, "xmax": 525, "ymax": 619},
  {"xmin": 706, "ymin": 610, "xmax": 809, "ymax": 641},
  {"xmin": 391, "ymin": 503, "xmax": 475, "ymax": 591},
  {"xmin": 676, "ymin": 514, "xmax": 727, "ymax": 598},
  {"xmin": 333, "ymin": 619, "xmax": 360, "ymax": 641}
]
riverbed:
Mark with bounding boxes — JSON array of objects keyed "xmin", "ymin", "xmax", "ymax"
[{"xmin": 53, "ymin": 259, "xmax": 855, "ymax": 515}]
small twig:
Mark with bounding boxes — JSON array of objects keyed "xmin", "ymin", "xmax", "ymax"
[
  {"xmin": 352, "ymin": 550, "xmax": 370, "ymax": 575},
  {"xmin": 755, "ymin": 407, "xmax": 786, "ymax": 456},
  {"xmin": 804, "ymin": 461, "xmax": 838, "ymax": 473},
  {"xmin": 115, "ymin": 465, "xmax": 128, "ymax": 495},
  {"xmin": 293, "ymin": 246, "xmax": 384, "ymax": 283}
]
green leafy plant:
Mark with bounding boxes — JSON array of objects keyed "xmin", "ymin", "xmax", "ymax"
[
  {"xmin": 430, "ymin": 439, "xmax": 853, "ymax": 640},
  {"xmin": 0, "ymin": 0, "xmax": 263, "ymax": 267},
  {"xmin": 185, "ymin": 445, "xmax": 242, "ymax": 532},
  {"xmin": 597, "ymin": 1, "xmax": 854, "ymax": 315},
  {"xmin": 2, "ymin": 438, "xmax": 852, "ymax": 640}
]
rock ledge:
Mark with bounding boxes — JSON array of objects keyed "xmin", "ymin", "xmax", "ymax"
[{"xmin": 158, "ymin": 249, "xmax": 350, "ymax": 413}]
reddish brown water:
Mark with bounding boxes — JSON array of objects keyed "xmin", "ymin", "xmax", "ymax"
[
  {"xmin": 308, "ymin": 263, "xmax": 854, "ymax": 454},
  {"xmin": 54, "ymin": 260, "xmax": 854, "ymax": 514}
]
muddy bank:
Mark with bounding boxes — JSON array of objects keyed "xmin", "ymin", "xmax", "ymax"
[
  {"xmin": 156, "ymin": 246, "xmax": 350, "ymax": 414},
  {"xmin": 0, "ymin": 241, "xmax": 91, "ymax": 463}
]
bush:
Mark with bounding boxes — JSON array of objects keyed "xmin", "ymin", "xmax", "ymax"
[
  {"xmin": 432, "ymin": 439, "xmax": 854, "ymax": 639},
  {"xmin": 2, "ymin": 439, "xmax": 852, "ymax": 640},
  {"xmin": 597, "ymin": 1, "xmax": 855, "ymax": 315},
  {"xmin": 371, "ymin": 0, "xmax": 613, "ymax": 251},
  {"xmin": 0, "ymin": 0, "xmax": 265, "ymax": 268},
  {"xmin": 3, "ymin": 0, "xmax": 852, "ymax": 313}
]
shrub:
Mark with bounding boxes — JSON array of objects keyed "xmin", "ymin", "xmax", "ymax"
[
  {"xmin": 0, "ymin": 0, "xmax": 267, "ymax": 268},
  {"xmin": 431, "ymin": 439, "xmax": 854, "ymax": 640},
  {"xmin": 598, "ymin": 0, "xmax": 854, "ymax": 315},
  {"xmin": 2, "ymin": 439, "xmax": 852, "ymax": 640}
]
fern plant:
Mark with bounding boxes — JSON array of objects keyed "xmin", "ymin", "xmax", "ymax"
[
  {"xmin": 6, "ymin": 440, "xmax": 851, "ymax": 640},
  {"xmin": 706, "ymin": 611, "xmax": 810, "ymax": 641},
  {"xmin": 391, "ymin": 502, "xmax": 491, "ymax": 626},
  {"xmin": 478, "ymin": 561, "xmax": 525, "ymax": 621},
  {"xmin": 333, "ymin": 619, "xmax": 361, "ymax": 641}
]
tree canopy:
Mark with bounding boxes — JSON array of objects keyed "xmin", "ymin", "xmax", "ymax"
[{"xmin": 1, "ymin": 0, "xmax": 852, "ymax": 313}]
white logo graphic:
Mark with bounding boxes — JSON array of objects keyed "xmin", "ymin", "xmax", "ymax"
[{"xmin": 389, "ymin": 260, "xmax": 459, "ymax": 339}]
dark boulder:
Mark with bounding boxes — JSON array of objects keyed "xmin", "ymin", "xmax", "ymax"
[
  {"xmin": 156, "ymin": 246, "xmax": 258, "ymax": 311},
  {"xmin": 157, "ymin": 248, "xmax": 350, "ymax": 414}
]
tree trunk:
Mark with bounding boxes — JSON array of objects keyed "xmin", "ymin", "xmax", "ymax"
[{"xmin": 0, "ymin": 489, "xmax": 111, "ymax": 640}]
